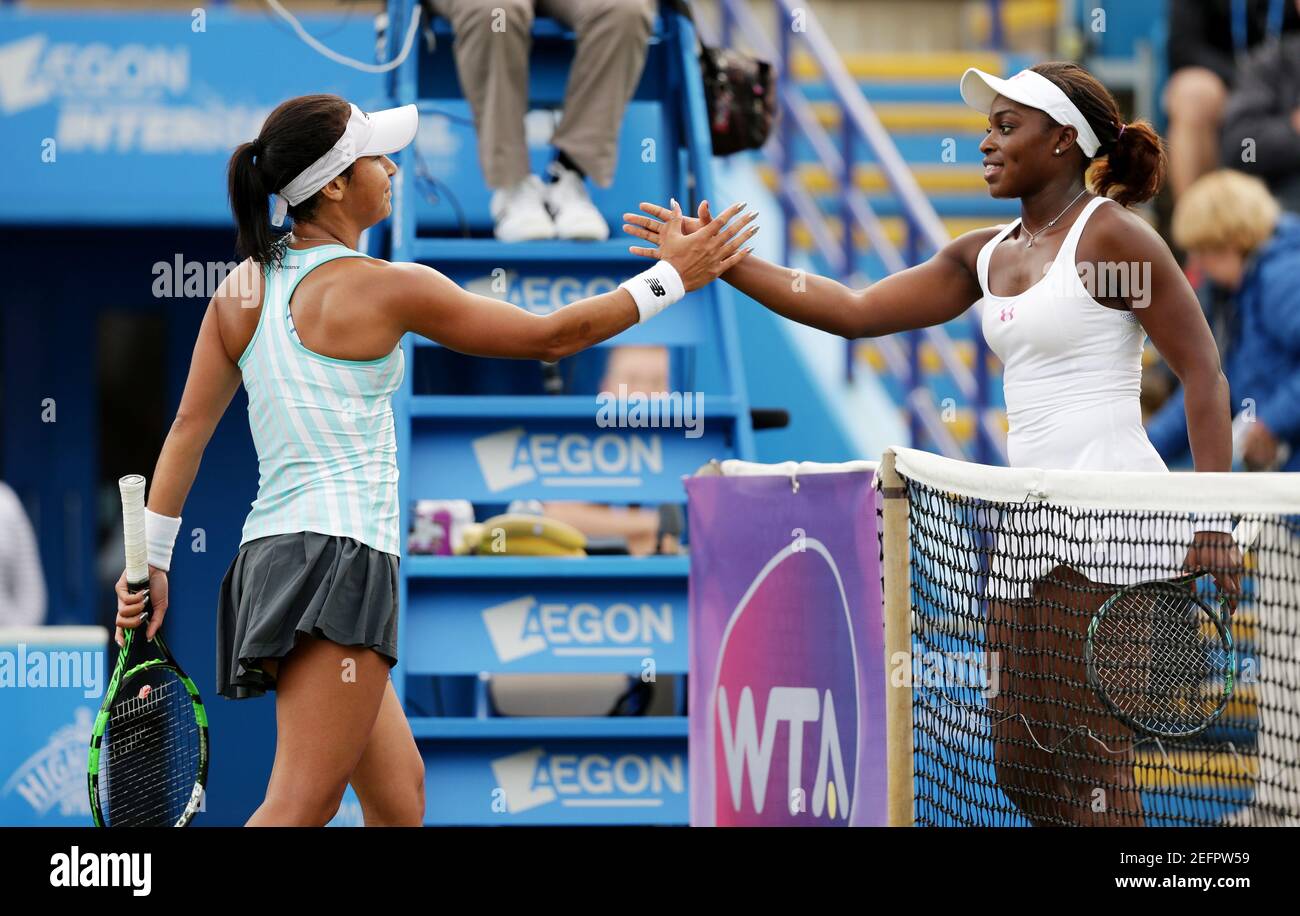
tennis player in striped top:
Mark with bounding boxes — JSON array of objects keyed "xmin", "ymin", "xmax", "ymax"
[
  {"xmin": 627, "ymin": 62, "xmax": 1244, "ymax": 826},
  {"xmin": 112, "ymin": 94, "xmax": 756, "ymax": 826}
]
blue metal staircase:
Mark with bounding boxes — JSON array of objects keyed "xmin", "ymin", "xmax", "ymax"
[{"xmin": 382, "ymin": 1, "xmax": 753, "ymax": 825}]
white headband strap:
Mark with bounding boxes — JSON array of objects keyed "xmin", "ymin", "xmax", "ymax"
[
  {"xmin": 1001, "ymin": 69, "xmax": 1103, "ymax": 157},
  {"xmin": 270, "ymin": 103, "xmax": 373, "ymax": 228}
]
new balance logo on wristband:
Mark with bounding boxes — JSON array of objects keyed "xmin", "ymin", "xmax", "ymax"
[{"xmin": 620, "ymin": 262, "xmax": 682, "ymax": 323}]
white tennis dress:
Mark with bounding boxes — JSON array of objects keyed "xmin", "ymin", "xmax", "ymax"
[{"xmin": 976, "ymin": 196, "xmax": 1188, "ymax": 596}]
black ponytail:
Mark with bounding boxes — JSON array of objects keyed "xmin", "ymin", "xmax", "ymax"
[
  {"xmin": 227, "ymin": 139, "xmax": 278, "ymax": 267},
  {"xmin": 226, "ymin": 94, "xmax": 355, "ymax": 268}
]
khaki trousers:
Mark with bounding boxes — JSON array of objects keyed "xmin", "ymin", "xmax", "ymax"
[{"xmin": 431, "ymin": 0, "xmax": 655, "ymax": 189}]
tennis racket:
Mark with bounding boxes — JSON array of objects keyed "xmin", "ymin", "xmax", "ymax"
[
  {"xmin": 1085, "ymin": 519, "xmax": 1259, "ymax": 739},
  {"xmin": 88, "ymin": 474, "xmax": 209, "ymax": 827}
]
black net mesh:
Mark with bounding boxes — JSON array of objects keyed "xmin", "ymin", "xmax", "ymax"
[{"xmin": 890, "ymin": 476, "xmax": 1300, "ymax": 827}]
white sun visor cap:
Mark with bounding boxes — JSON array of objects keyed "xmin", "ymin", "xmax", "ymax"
[
  {"xmin": 959, "ymin": 67, "xmax": 1101, "ymax": 158},
  {"xmin": 270, "ymin": 102, "xmax": 418, "ymax": 227}
]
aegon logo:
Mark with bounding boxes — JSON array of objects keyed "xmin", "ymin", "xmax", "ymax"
[
  {"xmin": 482, "ymin": 596, "xmax": 673, "ymax": 663},
  {"xmin": 710, "ymin": 540, "xmax": 860, "ymax": 825},
  {"xmin": 464, "ymin": 271, "xmax": 618, "ymax": 316},
  {"xmin": 472, "ymin": 426, "xmax": 663, "ymax": 492},
  {"xmin": 0, "ymin": 34, "xmax": 189, "ymax": 115},
  {"xmin": 492, "ymin": 747, "xmax": 684, "ymax": 814},
  {"xmin": 0, "ymin": 34, "xmax": 265, "ymax": 154}
]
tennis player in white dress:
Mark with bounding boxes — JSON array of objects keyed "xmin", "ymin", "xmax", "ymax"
[{"xmin": 626, "ymin": 61, "xmax": 1245, "ymax": 825}]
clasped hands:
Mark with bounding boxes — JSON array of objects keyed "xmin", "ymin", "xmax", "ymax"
[{"xmin": 622, "ymin": 198, "xmax": 758, "ymax": 291}]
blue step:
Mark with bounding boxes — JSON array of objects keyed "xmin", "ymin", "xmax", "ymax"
[
  {"xmin": 417, "ymin": 728, "xmax": 688, "ymax": 824},
  {"xmin": 409, "ymin": 238, "xmax": 640, "ymax": 264},
  {"xmin": 406, "ymin": 415, "xmax": 728, "ymax": 503},
  {"xmin": 405, "ymin": 554, "xmax": 689, "ymax": 674},
  {"xmin": 410, "ymin": 716, "xmax": 687, "ymax": 739},
  {"xmin": 406, "ymin": 555, "xmax": 689, "ymax": 578},
  {"xmin": 407, "ymin": 393, "xmax": 740, "ymax": 418}
]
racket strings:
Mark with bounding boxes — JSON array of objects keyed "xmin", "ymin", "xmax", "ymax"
[
  {"xmin": 1092, "ymin": 584, "xmax": 1232, "ymax": 733},
  {"xmin": 101, "ymin": 731, "xmax": 201, "ymax": 824},
  {"xmin": 98, "ymin": 674, "xmax": 203, "ymax": 826}
]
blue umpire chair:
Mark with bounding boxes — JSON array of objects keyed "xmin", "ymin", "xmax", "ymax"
[{"xmin": 381, "ymin": 0, "xmax": 758, "ymax": 825}]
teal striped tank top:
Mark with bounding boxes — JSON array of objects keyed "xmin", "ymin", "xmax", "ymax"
[{"xmin": 238, "ymin": 244, "xmax": 404, "ymax": 556}]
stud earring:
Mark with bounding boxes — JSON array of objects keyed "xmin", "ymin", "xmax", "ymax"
[{"xmin": 1054, "ymin": 148, "xmax": 1061, "ymax": 155}]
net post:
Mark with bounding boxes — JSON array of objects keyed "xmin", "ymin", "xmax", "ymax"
[{"xmin": 879, "ymin": 449, "xmax": 914, "ymax": 827}]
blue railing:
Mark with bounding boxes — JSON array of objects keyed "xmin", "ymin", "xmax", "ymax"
[{"xmin": 712, "ymin": 0, "xmax": 1003, "ymax": 464}]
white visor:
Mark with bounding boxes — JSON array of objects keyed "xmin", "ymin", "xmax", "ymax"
[
  {"xmin": 270, "ymin": 102, "xmax": 418, "ymax": 227},
  {"xmin": 959, "ymin": 67, "xmax": 1102, "ymax": 158}
]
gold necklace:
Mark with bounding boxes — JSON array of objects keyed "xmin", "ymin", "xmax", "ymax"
[{"xmin": 1021, "ymin": 188, "xmax": 1089, "ymax": 247}]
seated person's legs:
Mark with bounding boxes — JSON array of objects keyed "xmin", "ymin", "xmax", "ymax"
[
  {"xmin": 433, "ymin": 0, "xmax": 556, "ymax": 241},
  {"xmin": 539, "ymin": 0, "xmax": 657, "ymax": 240}
]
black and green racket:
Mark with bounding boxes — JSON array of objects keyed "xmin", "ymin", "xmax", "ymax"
[
  {"xmin": 1085, "ymin": 520, "xmax": 1258, "ymax": 739},
  {"xmin": 88, "ymin": 474, "xmax": 209, "ymax": 827}
]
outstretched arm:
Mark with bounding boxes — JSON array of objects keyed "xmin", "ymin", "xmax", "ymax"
[
  {"xmin": 624, "ymin": 201, "xmax": 990, "ymax": 338},
  {"xmin": 390, "ymin": 201, "xmax": 757, "ymax": 359}
]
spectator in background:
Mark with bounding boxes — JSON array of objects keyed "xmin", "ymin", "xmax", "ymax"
[
  {"xmin": 0, "ymin": 480, "xmax": 47, "ymax": 626},
  {"xmin": 1146, "ymin": 170, "xmax": 1300, "ymax": 471},
  {"xmin": 1220, "ymin": 0, "xmax": 1300, "ymax": 212},
  {"xmin": 1164, "ymin": 0, "xmax": 1300, "ymax": 201},
  {"xmin": 431, "ymin": 0, "xmax": 655, "ymax": 242}
]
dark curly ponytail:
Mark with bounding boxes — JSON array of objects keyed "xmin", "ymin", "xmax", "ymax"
[
  {"xmin": 1031, "ymin": 61, "xmax": 1168, "ymax": 207},
  {"xmin": 226, "ymin": 94, "xmax": 355, "ymax": 268}
]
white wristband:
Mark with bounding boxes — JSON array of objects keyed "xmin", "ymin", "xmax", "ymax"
[
  {"xmin": 620, "ymin": 260, "xmax": 685, "ymax": 323},
  {"xmin": 145, "ymin": 509, "xmax": 182, "ymax": 572}
]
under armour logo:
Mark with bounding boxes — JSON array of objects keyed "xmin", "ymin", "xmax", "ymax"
[
  {"xmin": 646, "ymin": 278, "xmax": 666, "ymax": 297},
  {"xmin": 999, "ymin": 306, "xmax": 1015, "ymax": 322}
]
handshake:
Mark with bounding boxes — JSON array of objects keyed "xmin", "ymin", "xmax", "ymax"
[{"xmin": 621, "ymin": 198, "xmax": 760, "ymax": 293}]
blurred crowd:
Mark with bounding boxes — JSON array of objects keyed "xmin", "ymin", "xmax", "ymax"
[{"xmin": 1148, "ymin": 0, "xmax": 1300, "ymax": 471}]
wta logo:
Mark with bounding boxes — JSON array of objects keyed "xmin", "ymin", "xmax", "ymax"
[{"xmin": 710, "ymin": 539, "xmax": 860, "ymax": 825}]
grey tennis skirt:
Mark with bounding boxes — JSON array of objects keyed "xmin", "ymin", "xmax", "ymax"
[{"xmin": 216, "ymin": 531, "xmax": 399, "ymax": 700}]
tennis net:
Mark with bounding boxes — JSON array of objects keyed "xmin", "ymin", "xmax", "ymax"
[{"xmin": 878, "ymin": 446, "xmax": 1300, "ymax": 827}]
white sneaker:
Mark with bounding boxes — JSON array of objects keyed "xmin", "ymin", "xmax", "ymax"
[
  {"xmin": 491, "ymin": 176, "xmax": 557, "ymax": 242},
  {"xmin": 545, "ymin": 162, "xmax": 610, "ymax": 241}
]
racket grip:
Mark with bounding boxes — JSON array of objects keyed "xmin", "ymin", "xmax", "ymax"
[{"xmin": 119, "ymin": 474, "xmax": 149, "ymax": 590}]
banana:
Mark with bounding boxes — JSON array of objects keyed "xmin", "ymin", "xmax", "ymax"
[
  {"xmin": 475, "ymin": 513, "xmax": 587, "ymax": 551},
  {"xmin": 475, "ymin": 534, "xmax": 585, "ymax": 557}
]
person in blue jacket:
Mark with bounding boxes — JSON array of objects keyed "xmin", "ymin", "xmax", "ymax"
[{"xmin": 1147, "ymin": 169, "xmax": 1300, "ymax": 471}]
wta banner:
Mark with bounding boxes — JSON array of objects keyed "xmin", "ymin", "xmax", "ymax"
[{"xmin": 686, "ymin": 462, "xmax": 886, "ymax": 826}]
